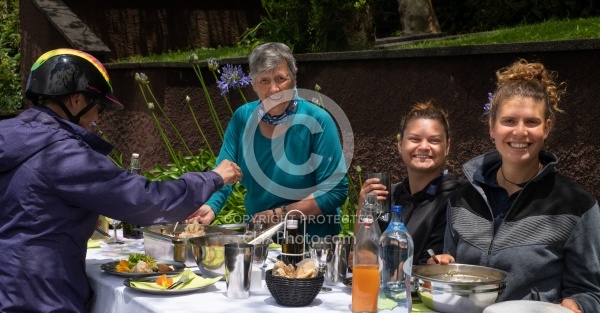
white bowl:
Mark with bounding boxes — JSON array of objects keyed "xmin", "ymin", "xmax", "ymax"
[{"xmin": 483, "ymin": 300, "xmax": 574, "ymax": 313}]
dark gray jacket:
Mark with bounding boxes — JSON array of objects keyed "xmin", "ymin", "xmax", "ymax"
[{"xmin": 445, "ymin": 150, "xmax": 600, "ymax": 312}]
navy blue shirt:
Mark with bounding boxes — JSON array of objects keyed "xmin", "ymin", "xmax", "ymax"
[{"xmin": 478, "ymin": 162, "xmax": 519, "ymax": 234}]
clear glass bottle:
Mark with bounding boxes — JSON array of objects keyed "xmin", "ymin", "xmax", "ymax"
[
  {"xmin": 122, "ymin": 153, "xmax": 143, "ymax": 239},
  {"xmin": 377, "ymin": 205, "xmax": 413, "ymax": 313},
  {"xmin": 352, "ymin": 194, "xmax": 382, "ymax": 313},
  {"xmin": 281, "ymin": 219, "xmax": 304, "ymax": 266}
]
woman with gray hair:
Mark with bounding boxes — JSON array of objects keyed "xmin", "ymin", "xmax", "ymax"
[{"xmin": 188, "ymin": 42, "xmax": 348, "ymax": 238}]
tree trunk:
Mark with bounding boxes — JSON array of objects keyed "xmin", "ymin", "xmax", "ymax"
[
  {"xmin": 397, "ymin": 0, "xmax": 441, "ymax": 36},
  {"xmin": 336, "ymin": 3, "xmax": 375, "ymax": 48}
]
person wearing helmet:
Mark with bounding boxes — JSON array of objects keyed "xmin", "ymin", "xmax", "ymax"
[{"xmin": 0, "ymin": 48, "xmax": 242, "ymax": 312}]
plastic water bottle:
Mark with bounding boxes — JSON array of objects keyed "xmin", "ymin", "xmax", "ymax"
[{"xmin": 377, "ymin": 205, "xmax": 413, "ymax": 313}]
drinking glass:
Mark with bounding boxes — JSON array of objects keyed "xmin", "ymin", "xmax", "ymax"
[
  {"xmin": 244, "ymin": 220, "xmax": 269, "ymax": 243},
  {"xmin": 366, "ymin": 172, "xmax": 391, "ymax": 214},
  {"xmin": 107, "ymin": 218, "xmax": 124, "ymax": 245},
  {"xmin": 309, "ymin": 237, "xmax": 334, "ymax": 274},
  {"xmin": 309, "ymin": 237, "xmax": 333, "ymax": 291}
]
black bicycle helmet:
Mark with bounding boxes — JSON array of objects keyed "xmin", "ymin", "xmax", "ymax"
[{"xmin": 26, "ymin": 48, "xmax": 124, "ymax": 111}]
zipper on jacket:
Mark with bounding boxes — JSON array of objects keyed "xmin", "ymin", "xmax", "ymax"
[{"xmin": 486, "ymin": 239, "xmax": 494, "ymax": 267}]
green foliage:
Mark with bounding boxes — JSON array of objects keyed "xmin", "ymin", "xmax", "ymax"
[
  {"xmin": 144, "ymin": 150, "xmax": 216, "ymax": 181},
  {"xmin": 116, "ymin": 46, "xmax": 252, "ymax": 64},
  {"xmin": 0, "ymin": 0, "xmax": 22, "ymax": 113},
  {"xmin": 396, "ymin": 17, "xmax": 600, "ymax": 49},
  {"xmin": 432, "ymin": 0, "xmax": 600, "ymax": 34},
  {"xmin": 143, "ymin": 151, "xmax": 248, "ymax": 226},
  {"xmin": 240, "ymin": 0, "xmax": 370, "ymax": 53}
]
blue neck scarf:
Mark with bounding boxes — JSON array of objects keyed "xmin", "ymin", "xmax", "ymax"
[{"xmin": 257, "ymin": 88, "xmax": 299, "ymax": 125}]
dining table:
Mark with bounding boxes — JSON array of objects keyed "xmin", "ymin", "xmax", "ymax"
[{"xmin": 85, "ymin": 229, "xmax": 436, "ymax": 313}]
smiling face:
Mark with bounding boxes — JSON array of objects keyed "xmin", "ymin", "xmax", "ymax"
[
  {"xmin": 398, "ymin": 118, "xmax": 449, "ymax": 175},
  {"xmin": 252, "ymin": 60, "xmax": 295, "ymax": 116},
  {"xmin": 490, "ymin": 96, "xmax": 551, "ymax": 166}
]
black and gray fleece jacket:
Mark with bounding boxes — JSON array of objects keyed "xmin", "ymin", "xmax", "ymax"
[{"xmin": 445, "ymin": 150, "xmax": 600, "ymax": 312}]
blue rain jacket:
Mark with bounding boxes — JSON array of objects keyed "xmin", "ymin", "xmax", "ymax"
[{"xmin": 0, "ymin": 107, "xmax": 223, "ymax": 312}]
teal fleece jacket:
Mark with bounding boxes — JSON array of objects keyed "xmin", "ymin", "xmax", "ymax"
[{"xmin": 206, "ymin": 98, "xmax": 348, "ymax": 237}]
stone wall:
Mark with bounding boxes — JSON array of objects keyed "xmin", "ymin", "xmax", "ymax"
[{"xmin": 99, "ymin": 41, "xmax": 600, "ymax": 198}]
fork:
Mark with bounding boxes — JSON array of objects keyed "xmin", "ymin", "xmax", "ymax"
[{"xmin": 166, "ymin": 272, "xmax": 193, "ymax": 290}]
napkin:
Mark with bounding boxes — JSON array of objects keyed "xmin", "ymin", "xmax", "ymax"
[
  {"xmin": 268, "ymin": 243, "xmax": 281, "ymax": 249},
  {"xmin": 376, "ymin": 297, "xmax": 434, "ymax": 312},
  {"xmin": 129, "ymin": 269, "xmax": 221, "ymax": 290},
  {"xmin": 412, "ymin": 303, "xmax": 435, "ymax": 312},
  {"xmin": 87, "ymin": 239, "xmax": 101, "ymax": 249}
]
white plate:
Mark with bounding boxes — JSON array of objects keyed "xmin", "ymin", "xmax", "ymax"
[{"xmin": 483, "ymin": 300, "xmax": 573, "ymax": 313}]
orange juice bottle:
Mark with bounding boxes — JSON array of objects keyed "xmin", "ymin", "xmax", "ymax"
[
  {"xmin": 352, "ymin": 194, "xmax": 381, "ymax": 313},
  {"xmin": 352, "ymin": 264, "xmax": 380, "ymax": 312}
]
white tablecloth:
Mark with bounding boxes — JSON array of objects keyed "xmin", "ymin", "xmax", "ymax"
[{"xmin": 85, "ymin": 230, "xmax": 354, "ymax": 313}]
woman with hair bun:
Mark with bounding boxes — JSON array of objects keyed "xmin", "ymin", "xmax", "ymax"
[{"xmin": 432, "ymin": 59, "xmax": 600, "ymax": 312}]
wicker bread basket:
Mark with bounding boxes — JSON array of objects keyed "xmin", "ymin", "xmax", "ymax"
[{"xmin": 265, "ymin": 269, "xmax": 324, "ymax": 306}]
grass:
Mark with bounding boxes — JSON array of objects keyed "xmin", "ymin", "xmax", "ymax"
[
  {"xmin": 397, "ymin": 17, "xmax": 600, "ymax": 49},
  {"xmin": 114, "ymin": 17, "xmax": 600, "ymax": 62},
  {"xmin": 115, "ymin": 46, "xmax": 253, "ymax": 63}
]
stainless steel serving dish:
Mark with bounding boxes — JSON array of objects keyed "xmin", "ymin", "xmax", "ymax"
[
  {"xmin": 137, "ymin": 224, "xmax": 239, "ymax": 267},
  {"xmin": 412, "ymin": 264, "xmax": 508, "ymax": 313},
  {"xmin": 188, "ymin": 234, "xmax": 250, "ymax": 279}
]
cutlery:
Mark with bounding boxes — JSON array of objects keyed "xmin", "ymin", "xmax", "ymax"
[
  {"xmin": 427, "ymin": 249, "xmax": 440, "ymax": 264},
  {"xmin": 171, "ymin": 221, "xmax": 179, "ymax": 236},
  {"xmin": 167, "ymin": 272, "xmax": 193, "ymax": 290}
]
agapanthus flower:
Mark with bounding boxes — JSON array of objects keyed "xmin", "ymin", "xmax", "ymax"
[
  {"xmin": 135, "ymin": 72, "xmax": 149, "ymax": 84},
  {"xmin": 147, "ymin": 102, "xmax": 155, "ymax": 110},
  {"xmin": 483, "ymin": 92, "xmax": 493, "ymax": 115},
  {"xmin": 189, "ymin": 53, "xmax": 199, "ymax": 63},
  {"xmin": 217, "ymin": 64, "xmax": 252, "ymax": 96},
  {"xmin": 207, "ymin": 58, "xmax": 219, "ymax": 72}
]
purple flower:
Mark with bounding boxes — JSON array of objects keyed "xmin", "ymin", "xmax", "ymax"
[
  {"xmin": 217, "ymin": 64, "xmax": 252, "ymax": 96},
  {"xmin": 483, "ymin": 92, "xmax": 493, "ymax": 115},
  {"xmin": 207, "ymin": 58, "xmax": 219, "ymax": 72}
]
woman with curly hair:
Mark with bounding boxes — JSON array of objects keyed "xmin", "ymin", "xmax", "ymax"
[{"xmin": 431, "ymin": 60, "xmax": 600, "ymax": 312}]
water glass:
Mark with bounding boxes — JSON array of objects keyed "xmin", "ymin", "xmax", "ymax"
[
  {"xmin": 366, "ymin": 172, "xmax": 391, "ymax": 213},
  {"xmin": 107, "ymin": 218, "xmax": 124, "ymax": 245},
  {"xmin": 245, "ymin": 220, "xmax": 269, "ymax": 241},
  {"xmin": 309, "ymin": 237, "xmax": 333, "ymax": 274}
]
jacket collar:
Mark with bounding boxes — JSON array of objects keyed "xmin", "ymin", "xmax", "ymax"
[{"xmin": 34, "ymin": 106, "xmax": 114, "ymax": 155}]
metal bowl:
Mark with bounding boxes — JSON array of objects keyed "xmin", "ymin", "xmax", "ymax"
[
  {"xmin": 188, "ymin": 234, "xmax": 248, "ymax": 279},
  {"xmin": 137, "ymin": 223, "xmax": 238, "ymax": 267},
  {"xmin": 412, "ymin": 264, "xmax": 508, "ymax": 313}
]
